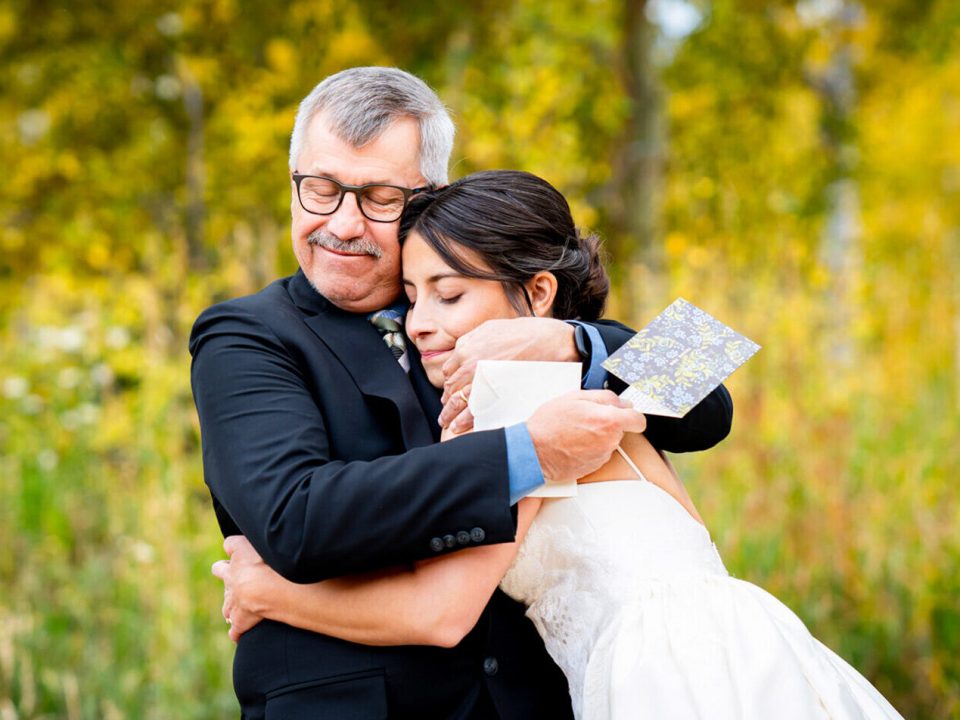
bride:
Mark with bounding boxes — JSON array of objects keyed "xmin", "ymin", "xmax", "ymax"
[{"xmin": 213, "ymin": 170, "xmax": 902, "ymax": 719}]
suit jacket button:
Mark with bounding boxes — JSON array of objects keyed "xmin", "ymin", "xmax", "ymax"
[
  {"xmin": 470, "ymin": 527, "xmax": 485, "ymax": 543},
  {"xmin": 456, "ymin": 530, "xmax": 471, "ymax": 546},
  {"xmin": 443, "ymin": 534, "xmax": 457, "ymax": 548},
  {"xmin": 429, "ymin": 537, "xmax": 444, "ymax": 552},
  {"xmin": 483, "ymin": 657, "xmax": 499, "ymax": 676}
]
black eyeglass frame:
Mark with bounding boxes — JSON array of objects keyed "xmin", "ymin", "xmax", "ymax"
[{"xmin": 291, "ymin": 173, "xmax": 431, "ymax": 223}]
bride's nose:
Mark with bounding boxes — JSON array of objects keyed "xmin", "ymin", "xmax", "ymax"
[{"xmin": 404, "ymin": 301, "xmax": 435, "ymax": 341}]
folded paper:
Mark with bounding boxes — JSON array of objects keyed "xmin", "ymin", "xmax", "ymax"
[
  {"xmin": 603, "ymin": 298, "xmax": 760, "ymax": 417},
  {"xmin": 470, "ymin": 360, "xmax": 582, "ymax": 497}
]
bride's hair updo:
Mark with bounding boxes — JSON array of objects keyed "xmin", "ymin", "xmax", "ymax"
[{"xmin": 398, "ymin": 170, "xmax": 609, "ymax": 321}]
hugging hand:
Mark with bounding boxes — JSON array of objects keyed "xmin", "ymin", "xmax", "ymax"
[
  {"xmin": 527, "ymin": 390, "xmax": 647, "ymax": 485},
  {"xmin": 211, "ymin": 535, "xmax": 273, "ymax": 643},
  {"xmin": 439, "ymin": 318, "xmax": 578, "ymax": 432}
]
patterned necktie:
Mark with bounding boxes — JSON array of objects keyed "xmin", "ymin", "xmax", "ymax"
[{"xmin": 368, "ymin": 306, "xmax": 410, "ymax": 372}]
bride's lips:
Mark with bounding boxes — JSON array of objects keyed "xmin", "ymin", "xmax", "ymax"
[{"xmin": 418, "ymin": 349, "xmax": 451, "ymax": 361}]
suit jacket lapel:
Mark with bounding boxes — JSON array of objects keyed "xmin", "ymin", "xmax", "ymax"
[{"xmin": 289, "ymin": 272, "xmax": 436, "ymax": 449}]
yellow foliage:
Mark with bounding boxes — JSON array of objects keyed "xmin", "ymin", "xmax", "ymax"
[
  {"xmin": 325, "ymin": 22, "xmax": 383, "ymax": 68},
  {"xmin": 266, "ymin": 39, "xmax": 297, "ymax": 75},
  {"xmin": 1, "ymin": 2, "xmax": 958, "ymax": 717}
]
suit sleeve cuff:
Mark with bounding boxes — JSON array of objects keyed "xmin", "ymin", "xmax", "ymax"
[
  {"xmin": 504, "ymin": 423, "xmax": 545, "ymax": 505},
  {"xmin": 567, "ymin": 320, "xmax": 609, "ymax": 390}
]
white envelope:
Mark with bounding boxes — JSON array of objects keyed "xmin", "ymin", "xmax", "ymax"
[{"xmin": 470, "ymin": 360, "xmax": 581, "ymax": 498}]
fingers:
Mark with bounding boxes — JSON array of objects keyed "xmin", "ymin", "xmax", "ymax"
[
  {"xmin": 582, "ymin": 395, "xmax": 646, "ymax": 434},
  {"xmin": 574, "ymin": 389, "xmax": 625, "ymax": 406},
  {"xmin": 449, "ymin": 408, "xmax": 475, "ymax": 435},
  {"xmin": 224, "ymin": 535, "xmax": 264, "ymax": 566},
  {"xmin": 223, "ymin": 535, "xmax": 244, "ymax": 557},
  {"xmin": 440, "ymin": 355, "xmax": 465, "ymax": 401},
  {"xmin": 616, "ymin": 407, "xmax": 648, "ymax": 434},
  {"xmin": 224, "ymin": 600, "xmax": 241, "ymax": 644},
  {"xmin": 440, "ymin": 323, "xmax": 486, "ymax": 393},
  {"xmin": 215, "ymin": 540, "xmax": 255, "ymax": 644},
  {"xmin": 440, "ymin": 362, "xmax": 474, "ymax": 405},
  {"xmin": 584, "ymin": 393, "xmax": 646, "ymax": 433},
  {"xmin": 213, "ymin": 560, "xmax": 234, "ymax": 625},
  {"xmin": 227, "ymin": 608, "xmax": 261, "ymax": 643},
  {"xmin": 438, "ymin": 383, "xmax": 471, "ymax": 429},
  {"xmin": 227, "ymin": 611, "xmax": 258, "ymax": 643},
  {"xmin": 527, "ymin": 390, "xmax": 648, "ymax": 485},
  {"xmin": 211, "ymin": 559, "xmax": 230, "ymax": 580},
  {"xmin": 548, "ymin": 389, "xmax": 629, "ymax": 410}
]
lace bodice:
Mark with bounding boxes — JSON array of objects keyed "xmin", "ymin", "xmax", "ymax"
[{"xmin": 500, "ymin": 480, "xmax": 727, "ymax": 715}]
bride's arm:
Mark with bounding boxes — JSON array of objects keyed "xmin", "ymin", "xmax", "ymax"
[{"xmin": 215, "ymin": 497, "xmax": 541, "ymax": 647}]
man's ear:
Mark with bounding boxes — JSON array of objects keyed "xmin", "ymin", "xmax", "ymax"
[{"xmin": 526, "ymin": 271, "xmax": 558, "ymax": 317}]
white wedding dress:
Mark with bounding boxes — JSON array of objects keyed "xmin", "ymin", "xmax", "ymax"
[{"xmin": 499, "ymin": 478, "xmax": 903, "ymax": 720}]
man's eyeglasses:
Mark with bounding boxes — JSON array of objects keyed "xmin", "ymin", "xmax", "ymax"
[{"xmin": 292, "ymin": 173, "xmax": 430, "ymax": 223}]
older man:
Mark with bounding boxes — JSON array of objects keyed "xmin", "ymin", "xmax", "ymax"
[{"xmin": 191, "ymin": 67, "xmax": 731, "ymax": 719}]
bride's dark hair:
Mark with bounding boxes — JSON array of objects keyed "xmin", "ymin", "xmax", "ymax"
[{"xmin": 398, "ymin": 170, "xmax": 609, "ymax": 321}]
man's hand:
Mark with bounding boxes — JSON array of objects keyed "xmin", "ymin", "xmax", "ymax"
[
  {"xmin": 526, "ymin": 390, "xmax": 647, "ymax": 484},
  {"xmin": 439, "ymin": 318, "xmax": 578, "ymax": 432},
  {"xmin": 211, "ymin": 535, "xmax": 273, "ymax": 643}
]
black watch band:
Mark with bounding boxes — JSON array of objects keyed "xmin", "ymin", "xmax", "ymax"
[{"xmin": 572, "ymin": 323, "xmax": 593, "ymax": 375}]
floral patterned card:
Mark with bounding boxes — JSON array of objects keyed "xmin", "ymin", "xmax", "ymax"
[{"xmin": 602, "ymin": 298, "xmax": 760, "ymax": 417}]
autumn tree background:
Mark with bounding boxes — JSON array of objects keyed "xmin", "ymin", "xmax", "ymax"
[{"xmin": 2, "ymin": 0, "xmax": 958, "ymax": 717}]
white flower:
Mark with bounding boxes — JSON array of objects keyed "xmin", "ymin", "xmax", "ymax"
[
  {"xmin": 105, "ymin": 326, "xmax": 130, "ymax": 350},
  {"xmin": 91, "ymin": 363, "xmax": 114, "ymax": 387},
  {"xmin": 37, "ymin": 449, "xmax": 58, "ymax": 471},
  {"xmin": 155, "ymin": 75, "xmax": 181, "ymax": 101},
  {"xmin": 156, "ymin": 12, "xmax": 183, "ymax": 37},
  {"xmin": 131, "ymin": 540, "xmax": 155, "ymax": 564},
  {"xmin": 58, "ymin": 327, "xmax": 86, "ymax": 353},
  {"xmin": 18, "ymin": 108, "xmax": 50, "ymax": 144},
  {"xmin": 76, "ymin": 403, "xmax": 100, "ymax": 425},
  {"xmin": 3, "ymin": 376, "xmax": 28, "ymax": 399},
  {"xmin": 58, "ymin": 367, "xmax": 82, "ymax": 390}
]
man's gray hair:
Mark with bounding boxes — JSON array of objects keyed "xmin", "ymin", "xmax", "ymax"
[{"xmin": 289, "ymin": 67, "xmax": 455, "ymax": 186}]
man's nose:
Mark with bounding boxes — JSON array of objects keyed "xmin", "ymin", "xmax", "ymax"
[{"xmin": 325, "ymin": 191, "xmax": 367, "ymax": 239}]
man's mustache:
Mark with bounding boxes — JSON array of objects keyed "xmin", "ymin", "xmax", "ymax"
[{"xmin": 307, "ymin": 230, "xmax": 383, "ymax": 259}]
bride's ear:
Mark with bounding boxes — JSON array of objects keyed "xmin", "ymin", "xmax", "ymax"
[{"xmin": 526, "ymin": 271, "xmax": 558, "ymax": 317}]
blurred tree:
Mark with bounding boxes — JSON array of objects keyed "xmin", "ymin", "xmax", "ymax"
[
  {"xmin": 1, "ymin": 0, "xmax": 958, "ymax": 717},
  {"xmin": 605, "ymin": 0, "xmax": 666, "ymax": 316},
  {"xmin": 803, "ymin": 0, "xmax": 865, "ymax": 372}
]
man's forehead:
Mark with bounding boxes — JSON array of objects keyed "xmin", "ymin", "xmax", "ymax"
[{"xmin": 299, "ymin": 116, "xmax": 423, "ymax": 186}]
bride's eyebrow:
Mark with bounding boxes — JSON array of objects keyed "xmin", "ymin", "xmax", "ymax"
[
  {"xmin": 401, "ymin": 272, "xmax": 463, "ymax": 287},
  {"xmin": 427, "ymin": 272, "xmax": 465, "ymax": 283}
]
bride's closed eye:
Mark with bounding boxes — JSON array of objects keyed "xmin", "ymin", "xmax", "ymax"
[{"xmin": 438, "ymin": 294, "xmax": 463, "ymax": 305}]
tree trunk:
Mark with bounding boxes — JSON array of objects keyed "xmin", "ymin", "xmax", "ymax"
[
  {"xmin": 181, "ymin": 61, "xmax": 207, "ymax": 274},
  {"xmin": 607, "ymin": 0, "xmax": 665, "ymax": 322},
  {"xmin": 813, "ymin": 1, "xmax": 865, "ymax": 370}
]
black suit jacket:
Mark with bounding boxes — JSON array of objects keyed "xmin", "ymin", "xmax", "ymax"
[{"xmin": 189, "ymin": 270, "xmax": 732, "ymax": 719}]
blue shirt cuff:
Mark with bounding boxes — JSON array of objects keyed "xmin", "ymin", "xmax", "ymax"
[
  {"xmin": 566, "ymin": 320, "xmax": 609, "ymax": 389},
  {"xmin": 504, "ymin": 423, "xmax": 545, "ymax": 505}
]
